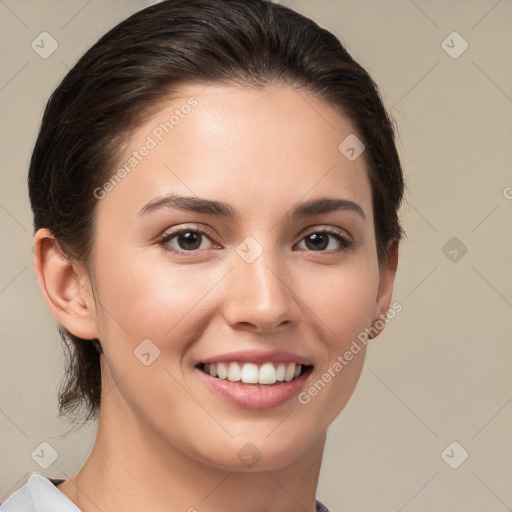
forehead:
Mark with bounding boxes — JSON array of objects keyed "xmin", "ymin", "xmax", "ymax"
[{"xmin": 97, "ymin": 82, "xmax": 372, "ymax": 223}]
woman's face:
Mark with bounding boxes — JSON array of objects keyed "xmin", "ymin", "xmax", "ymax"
[{"xmin": 86, "ymin": 83, "xmax": 395, "ymax": 470}]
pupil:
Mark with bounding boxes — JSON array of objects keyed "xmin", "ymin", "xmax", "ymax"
[
  {"xmin": 306, "ymin": 233, "xmax": 327, "ymax": 251},
  {"xmin": 179, "ymin": 231, "xmax": 201, "ymax": 250}
]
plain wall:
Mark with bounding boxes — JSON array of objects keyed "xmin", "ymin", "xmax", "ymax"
[{"xmin": 1, "ymin": 1, "xmax": 511, "ymax": 510}]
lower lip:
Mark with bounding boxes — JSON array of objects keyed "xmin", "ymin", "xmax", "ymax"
[{"xmin": 196, "ymin": 367, "xmax": 312, "ymax": 409}]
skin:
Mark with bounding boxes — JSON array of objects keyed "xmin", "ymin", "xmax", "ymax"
[{"xmin": 34, "ymin": 83, "xmax": 398, "ymax": 512}]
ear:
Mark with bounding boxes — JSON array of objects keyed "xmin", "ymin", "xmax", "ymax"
[
  {"xmin": 369, "ymin": 240, "xmax": 399, "ymax": 339},
  {"xmin": 33, "ymin": 228, "xmax": 100, "ymax": 340}
]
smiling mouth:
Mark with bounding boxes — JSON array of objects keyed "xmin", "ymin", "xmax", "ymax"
[{"xmin": 196, "ymin": 361, "xmax": 313, "ymax": 386}]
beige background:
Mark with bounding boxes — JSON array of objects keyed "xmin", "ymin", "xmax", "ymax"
[{"xmin": 1, "ymin": 0, "xmax": 511, "ymax": 510}]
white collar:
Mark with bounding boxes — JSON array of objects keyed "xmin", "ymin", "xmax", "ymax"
[{"xmin": 26, "ymin": 472, "xmax": 80, "ymax": 512}]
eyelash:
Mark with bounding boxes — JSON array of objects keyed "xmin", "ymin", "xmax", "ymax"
[{"xmin": 158, "ymin": 225, "xmax": 354, "ymax": 256}]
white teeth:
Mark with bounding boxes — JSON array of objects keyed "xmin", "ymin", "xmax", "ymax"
[
  {"xmin": 258, "ymin": 363, "xmax": 277, "ymax": 384},
  {"xmin": 240, "ymin": 363, "xmax": 259, "ymax": 384},
  {"xmin": 202, "ymin": 361, "xmax": 304, "ymax": 384},
  {"xmin": 284, "ymin": 363, "xmax": 296, "ymax": 382},
  {"xmin": 276, "ymin": 363, "xmax": 286, "ymax": 381},
  {"xmin": 227, "ymin": 362, "xmax": 241, "ymax": 382},
  {"xmin": 217, "ymin": 362, "xmax": 228, "ymax": 379}
]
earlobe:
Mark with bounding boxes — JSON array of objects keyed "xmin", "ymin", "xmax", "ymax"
[
  {"xmin": 33, "ymin": 228, "xmax": 99, "ymax": 340},
  {"xmin": 370, "ymin": 240, "xmax": 399, "ymax": 339}
]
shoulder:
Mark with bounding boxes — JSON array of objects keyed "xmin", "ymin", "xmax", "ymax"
[{"xmin": 0, "ymin": 472, "xmax": 80, "ymax": 512}]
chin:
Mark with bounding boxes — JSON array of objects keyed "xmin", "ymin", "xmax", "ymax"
[{"xmin": 192, "ymin": 428, "xmax": 319, "ymax": 472}]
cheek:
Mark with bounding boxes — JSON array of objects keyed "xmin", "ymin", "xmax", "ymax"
[
  {"xmin": 298, "ymin": 255, "xmax": 380, "ymax": 345},
  {"xmin": 93, "ymin": 250, "xmax": 228, "ymax": 348},
  {"xmin": 291, "ymin": 260, "xmax": 378, "ymax": 430}
]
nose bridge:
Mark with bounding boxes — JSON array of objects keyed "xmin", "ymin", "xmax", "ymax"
[{"xmin": 224, "ymin": 235, "xmax": 298, "ymax": 330}]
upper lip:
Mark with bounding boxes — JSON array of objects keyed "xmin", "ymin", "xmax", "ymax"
[{"xmin": 198, "ymin": 349, "xmax": 313, "ymax": 366}]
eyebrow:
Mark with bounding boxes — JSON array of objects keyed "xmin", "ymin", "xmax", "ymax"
[{"xmin": 138, "ymin": 194, "xmax": 366, "ymax": 221}]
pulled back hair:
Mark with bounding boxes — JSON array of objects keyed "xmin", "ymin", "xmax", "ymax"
[{"xmin": 28, "ymin": 0, "xmax": 405, "ymax": 426}]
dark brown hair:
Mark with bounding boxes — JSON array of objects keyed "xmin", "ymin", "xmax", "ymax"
[{"xmin": 28, "ymin": 0, "xmax": 405, "ymax": 427}]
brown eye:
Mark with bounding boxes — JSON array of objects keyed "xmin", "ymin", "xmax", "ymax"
[
  {"xmin": 298, "ymin": 229, "xmax": 353, "ymax": 252},
  {"xmin": 159, "ymin": 228, "xmax": 216, "ymax": 254}
]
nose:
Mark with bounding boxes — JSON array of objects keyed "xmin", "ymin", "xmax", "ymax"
[{"xmin": 222, "ymin": 242, "xmax": 300, "ymax": 334}]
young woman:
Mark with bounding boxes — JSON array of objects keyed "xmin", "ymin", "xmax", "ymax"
[{"xmin": 1, "ymin": 0, "xmax": 404, "ymax": 510}]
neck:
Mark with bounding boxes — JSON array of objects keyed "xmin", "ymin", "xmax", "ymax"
[{"xmin": 58, "ymin": 383, "xmax": 326, "ymax": 512}]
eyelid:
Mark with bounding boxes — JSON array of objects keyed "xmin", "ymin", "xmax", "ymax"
[{"xmin": 301, "ymin": 225, "xmax": 352, "ymax": 240}]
